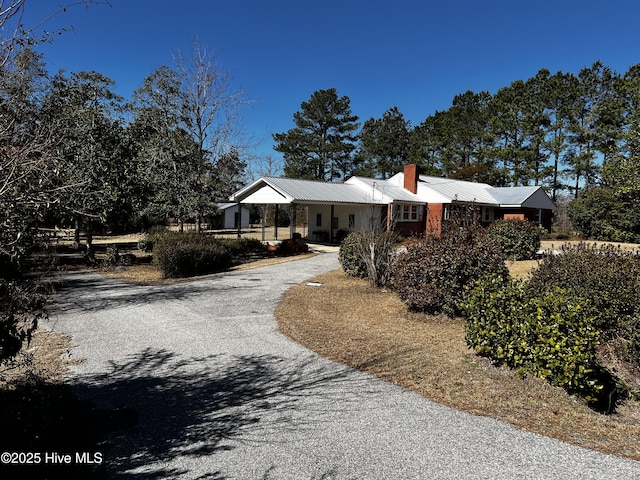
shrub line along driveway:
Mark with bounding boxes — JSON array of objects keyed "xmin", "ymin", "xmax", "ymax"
[{"xmin": 49, "ymin": 249, "xmax": 640, "ymax": 479}]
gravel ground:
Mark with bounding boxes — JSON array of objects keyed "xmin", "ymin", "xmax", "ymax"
[{"xmin": 48, "ymin": 250, "xmax": 640, "ymax": 479}]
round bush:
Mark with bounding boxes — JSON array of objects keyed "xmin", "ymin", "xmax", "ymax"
[
  {"xmin": 338, "ymin": 231, "xmax": 369, "ymax": 279},
  {"xmin": 153, "ymin": 232, "xmax": 232, "ymax": 278},
  {"xmin": 485, "ymin": 219, "xmax": 541, "ymax": 260},
  {"xmin": 392, "ymin": 233, "xmax": 508, "ymax": 317}
]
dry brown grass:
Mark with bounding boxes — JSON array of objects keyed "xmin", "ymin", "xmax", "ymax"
[
  {"xmin": 0, "ymin": 329, "xmax": 80, "ymax": 388},
  {"xmin": 276, "ymin": 269, "xmax": 640, "ymax": 460}
]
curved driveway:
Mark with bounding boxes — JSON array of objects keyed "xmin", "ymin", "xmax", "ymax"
[{"xmin": 49, "ymin": 250, "xmax": 640, "ymax": 479}]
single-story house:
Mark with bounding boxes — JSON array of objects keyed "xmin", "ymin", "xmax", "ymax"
[
  {"xmin": 229, "ymin": 164, "xmax": 556, "ymax": 242},
  {"xmin": 210, "ymin": 203, "xmax": 251, "ymax": 230}
]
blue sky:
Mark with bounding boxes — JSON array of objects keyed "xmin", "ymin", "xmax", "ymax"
[{"xmin": 23, "ymin": 0, "xmax": 640, "ymax": 162}]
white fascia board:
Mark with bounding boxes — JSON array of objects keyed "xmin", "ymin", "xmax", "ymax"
[
  {"xmin": 229, "ymin": 177, "xmax": 266, "ymax": 201},
  {"xmin": 230, "ymin": 177, "xmax": 294, "ymax": 204},
  {"xmin": 240, "ymin": 184, "xmax": 292, "ymax": 204}
]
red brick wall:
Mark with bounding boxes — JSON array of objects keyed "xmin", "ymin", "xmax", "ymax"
[{"xmin": 426, "ymin": 203, "xmax": 443, "ymax": 236}]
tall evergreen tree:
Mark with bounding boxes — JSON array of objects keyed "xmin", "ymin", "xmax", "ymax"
[
  {"xmin": 565, "ymin": 61, "xmax": 620, "ymax": 196},
  {"xmin": 273, "ymin": 88, "xmax": 360, "ymax": 181},
  {"xmin": 541, "ymin": 70, "xmax": 578, "ymax": 200},
  {"xmin": 356, "ymin": 106, "xmax": 410, "ymax": 179},
  {"xmin": 489, "ymin": 80, "xmax": 535, "ymax": 186},
  {"xmin": 413, "ymin": 91, "xmax": 494, "ymax": 182},
  {"xmin": 406, "ymin": 116, "xmax": 443, "ymax": 176},
  {"xmin": 615, "ymin": 63, "xmax": 640, "ymax": 180}
]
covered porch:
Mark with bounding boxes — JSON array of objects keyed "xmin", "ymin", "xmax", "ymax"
[{"xmin": 228, "ymin": 176, "xmax": 394, "ymax": 243}]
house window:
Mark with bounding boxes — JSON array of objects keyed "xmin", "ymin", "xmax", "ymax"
[
  {"xmin": 400, "ymin": 204, "xmax": 420, "ymax": 221},
  {"xmin": 481, "ymin": 207, "xmax": 494, "ymax": 223},
  {"xmin": 332, "ymin": 217, "xmax": 338, "ymax": 230},
  {"xmin": 443, "ymin": 205, "xmax": 451, "ymax": 221},
  {"xmin": 316, "ymin": 213, "xmax": 322, "ymax": 227},
  {"xmin": 348, "ymin": 214, "xmax": 355, "ymax": 228},
  {"xmin": 535, "ymin": 209, "xmax": 542, "ymax": 225}
]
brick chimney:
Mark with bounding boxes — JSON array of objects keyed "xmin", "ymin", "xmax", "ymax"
[{"xmin": 403, "ymin": 164, "xmax": 418, "ymax": 194}]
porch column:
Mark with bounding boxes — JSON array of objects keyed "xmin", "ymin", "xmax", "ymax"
[
  {"xmin": 236, "ymin": 203, "xmax": 242, "ymax": 238},
  {"xmin": 330, "ymin": 204, "xmax": 335, "ymax": 243},
  {"xmin": 290, "ymin": 203, "xmax": 297, "ymax": 239},
  {"xmin": 387, "ymin": 203, "xmax": 393, "ymax": 232},
  {"xmin": 261, "ymin": 204, "xmax": 266, "ymax": 242},
  {"xmin": 274, "ymin": 204, "xmax": 279, "ymax": 241}
]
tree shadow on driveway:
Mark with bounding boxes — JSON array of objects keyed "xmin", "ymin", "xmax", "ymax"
[
  {"xmin": 50, "ymin": 270, "xmax": 255, "ymax": 314},
  {"xmin": 2, "ymin": 347, "xmax": 375, "ymax": 479}
]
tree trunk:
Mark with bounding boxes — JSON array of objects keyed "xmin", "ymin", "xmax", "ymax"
[
  {"xmin": 85, "ymin": 226, "xmax": 95, "ymax": 265},
  {"xmin": 74, "ymin": 216, "xmax": 81, "ymax": 250}
]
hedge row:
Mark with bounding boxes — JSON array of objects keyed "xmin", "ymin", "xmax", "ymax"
[
  {"xmin": 152, "ymin": 232, "xmax": 268, "ymax": 278},
  {"xmin": 463, "ymin": 276, "xmax": 612, "ymax": 405}
]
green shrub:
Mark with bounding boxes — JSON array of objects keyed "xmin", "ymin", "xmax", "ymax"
[
  {"xmin": 463, "ymin": 276, "xmax": 620, "ymax": 408},
  {"xmin": 568, "ymin": 187, "xmax": 640, "ymax": 243},
  {"xmin": 275, "ymin": 235, "xmax": 308, "ymax": 256},
  {"xmin": 137, "ymin": 237, "xmax": 154, "ymax": 253},
  {"xmin": 338, "ymin": 231, "xmax": 368, "ymax": 279},
  {"xmin": 221, "ymin": 237, "xmax": 268, "ymax": 257},
  {"xmin": 485, "ymin": 219, "xmax": 541, "ymax": 260},
  {"xmin": 153, "ymin": 232, "xmax": 232, "ymax": 278},
  {"xmin": 527, "ymin": 243, "xmax": 640, "ymax": 367},
  {"xmin": 392, "ymin": 207, "xmax": 508, "ymax": 317}
]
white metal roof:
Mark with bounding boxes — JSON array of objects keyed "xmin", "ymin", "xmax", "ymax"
[
  {"xmin": 416, "ymin": 175, "xmax": 497, "ymax": 204},
  {"xmin": 346, "ymin": 176, "xmax": 425, "ymax": 203},
  {"xmin": 230, "ymin": 176, "xmax": 381, "ymax": 205},
  {"xmin": 230, "ymin": 172, "xmax": 556, "ymax": 210}
]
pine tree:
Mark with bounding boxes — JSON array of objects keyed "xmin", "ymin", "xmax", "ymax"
[{"xmin": 273, "ymin": 88, "xmax": 360, "ymax": 181}]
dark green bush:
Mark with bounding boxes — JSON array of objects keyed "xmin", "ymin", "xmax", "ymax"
[
  {"xmin": 275, "ymin": 235, "xmax": 308, "ymax": 256},
  {"xmin": 392, "ymin": 237, "xmax": 507, "ymax": 316},
  {"xmin": 153, "ymin": 232, "xmax": 232, "ymax": 278},
  {"xmin": 485, "ymin": 219, "xmax": 541, "ymax": 260},
  {"xmin": 221, "ymin": 237, "xmax": 268, "ymax": 257},
  {"xmin": 527, "ymin": 243, "xmax": 640, "ymax": 367},
  {"xmin": 338, "ymin": 231, "xmax": 367, "ymax": 279},
  {"xmin": 463, "ymin": 275, "xmax": 619, "ymax": 408},
  {"xmin": 137, "ymin": 237, "xmax": 154, "ymax": 253},
  {"xmin": 392, "ymin": 207, "xmax": 508, "ymax": 317},
  {"xmin": 568, "ymin": 187, "xmax": 640, "ymax": 243}
]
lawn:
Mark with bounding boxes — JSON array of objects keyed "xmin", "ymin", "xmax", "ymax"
[{"xmin": 276, "ymin": 267, "xmax": 640, "ymax": 461}]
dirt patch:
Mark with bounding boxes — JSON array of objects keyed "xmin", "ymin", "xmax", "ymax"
[{"xmin": 276, "ymin": 269, "xmax": 640, "ymax": 460}]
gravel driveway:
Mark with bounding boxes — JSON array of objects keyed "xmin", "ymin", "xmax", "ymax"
[{"xmin": 49, "ymin": 250, "xmax": 640, "ymax": 479}]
